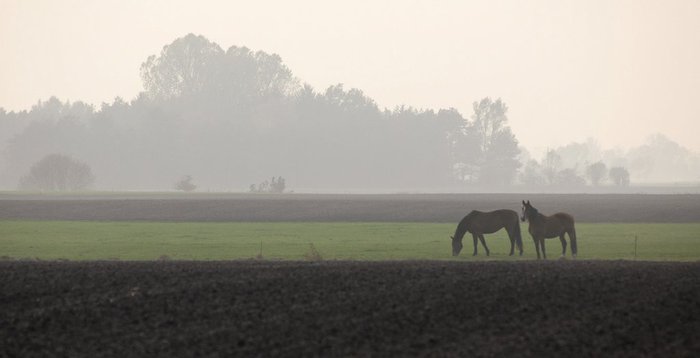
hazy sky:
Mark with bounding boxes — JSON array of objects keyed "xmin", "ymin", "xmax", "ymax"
[{"xmin": 2, "ymin": 0, "xmax": 700, "ymax": 154}]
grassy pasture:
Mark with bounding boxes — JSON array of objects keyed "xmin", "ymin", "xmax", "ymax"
[{"xmin": 1, "ymin": 221, "xmax": 699, "ymax": 261}]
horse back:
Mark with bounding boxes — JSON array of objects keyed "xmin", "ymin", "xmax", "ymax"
[
  {"xmin": 470, "ymin": 209, "xmax": 519, "ymax": 234},
  {"xmin": 552, "ymin": 212, "xmax": 575, "ymax": 228},
  {"xmin": 529, "ymin": 212, "xmax": 575, "ymax": 238},
  {"xmin": 546, "ymin": 212, "xmax": 575, "ymax": 236}
]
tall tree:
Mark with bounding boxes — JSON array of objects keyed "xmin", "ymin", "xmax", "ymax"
[
  {"xmin": 542, "ymin": 150, "xmax": 563, "ymax": 185},
  {"xmin": 480, "ymin": 127, "xmax": 521, "ymax": 186},
  {"xmin": 140, "ymin": 34, "xmax": 225, "ymax": 100},
  {"xmin": 555, "ymin": 168, "xmax": 586, "ymax": 188},
  {"xmin": 609, "ymin": 167, "xmax": 630, "ymax": 186},
  {"xmin": 586, "ymin": 161, "xmax": 607, "ymax": 186},
  {"xmin": 468, "ymin": 98, "xmax": 521, "ymax": 185},
  {"xmin": 451, "ymin": 118, "xmax": 482, "ymax": 183},
  {"xmin": 519, "ymin": 160, "xmax": 545, "ymax": 186},
  {"xmin": 472, "ymin": 98, "xmax": 508, "ymax": 154}
]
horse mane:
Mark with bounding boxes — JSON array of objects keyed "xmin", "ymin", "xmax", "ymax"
[
  {"xmin": 524, "ymin": 204, "xmax": 540, "ymax": 222},
  {"xmin": 454, "ymin": 210, "xmax": 480, "ymax": 240}
]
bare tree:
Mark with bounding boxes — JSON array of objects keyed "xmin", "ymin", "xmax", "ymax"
[{"xmin": 541, "ymin": 150, "xmax": 562, "ymax": 185}]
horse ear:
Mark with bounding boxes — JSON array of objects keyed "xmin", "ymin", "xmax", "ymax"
[
  {"xmin": 522, "ymin": 200, "xmax": 526, "ymax": 205},
  {"xmin": 527, "ymin": 200, "xmax": 530, "ymax": 205}
]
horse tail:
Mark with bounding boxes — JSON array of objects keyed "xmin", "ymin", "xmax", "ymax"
[
  {"xmin": 514, "ymin": 217, "xmax": 523, "ymax": 253},
  {"xmin": 569, "ymin": 225, "xmax": 578, "ymax": 256}
]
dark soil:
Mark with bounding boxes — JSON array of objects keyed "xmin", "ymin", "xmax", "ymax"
[
  {"xmin": 2, "ymin": 193, "xmax": 700, "ymax": 222},
  {"xmin": 1, "ymin": 260, "xmax": 699, "ymax": 357}
]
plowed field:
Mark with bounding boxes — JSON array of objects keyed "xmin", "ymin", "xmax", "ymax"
[
  {"xmin": 2, "ymin": 260, "xmax": 698, "ymax": 356},
  {"xmin": 2, "ymin": 193, "xmax": 700, "ymax": 222}
]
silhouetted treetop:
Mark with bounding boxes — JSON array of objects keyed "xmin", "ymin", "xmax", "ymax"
[
  {"xmin": 140, "ymin": 34, "xmax": 224, "ymax": 100},
  {"xmin": 140, "ymin": 33, "xmax": 299, "ymax": 103},
  {"xmin": 452, "ymin": 97, "xmax": 520, "ymax": 185},
  {"xmin": 323, "ymin": 84, "xmax": 378, "ymax": 114}
]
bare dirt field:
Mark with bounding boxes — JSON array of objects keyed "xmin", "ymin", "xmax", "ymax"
[
  {"xmin": 1, "ymin": 260, "xmax": 698, "ymax": 356},
  {"xmin": 2, "ymin": 193, "xmax": 700, "ymax": 222}
]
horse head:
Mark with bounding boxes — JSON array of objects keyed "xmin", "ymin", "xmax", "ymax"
[
  {"xmin": 450, "ymin": 235, "xmax": 463, "ymax": 256},
  {"xmin": 521, "ymin": 200, "xmax": 538, "ymax": 222}
]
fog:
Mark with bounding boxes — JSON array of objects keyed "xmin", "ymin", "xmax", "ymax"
[{"xmin": 1, "ymin": 1, "xmax": 699, "ymax": 192}]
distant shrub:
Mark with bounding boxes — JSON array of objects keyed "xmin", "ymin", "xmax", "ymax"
[
  {"xmin": 255, "ymin": 242, "xmax": 264, "ymax": 260},
  {"xmin": 19, "ymin": 153, "xmax": 95, "ymax": 191},
  {"xmin": 250, "ymin": 176, "xmax": 286, "ymax": 193},
  {"xmin": 174, "ymin": 175, "xmax": 197, "ymax": 192}
]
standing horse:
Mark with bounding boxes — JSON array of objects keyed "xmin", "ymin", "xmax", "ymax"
[
  {"xmin": 451, "ymin": 210, "xmax": 523, "ymax": 257},
  {"xmin": 520, "ymin": 200, "xmax": 577, "ymax": 259}
]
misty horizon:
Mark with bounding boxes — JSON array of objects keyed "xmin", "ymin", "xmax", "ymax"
[
  {"xmin": 1, "ymin": 33, "xmax": 699, "ymax": 192},
  {"xmin": 2, "ymin": 1, "xmax": 700, "ymax": 153},
  {"xmin": 2, "ymin": 1, "xmax": 700, "ymax": 192}
]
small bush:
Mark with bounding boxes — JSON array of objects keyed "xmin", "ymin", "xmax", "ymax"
[
  {"xmin": 158, "ymin": 254, "xmax": 172, "ymax": 261},
  {"xmin": 175, "ymin": 175, "xmax": 197, "ymax": 192},
  {"xmin": 19, "ymin": 153, "xmax": 95, "ymax": 191},
  {"xmin": 304, "ymin": 243, "xmax": 323, "ymax": 261},
  {"xmin": 250, "ymin": 176, "xmax": 286, "ymax": 193},
  {"xmin": 255, "ymin": 242, "xmax": 264, "ymax": 260}
]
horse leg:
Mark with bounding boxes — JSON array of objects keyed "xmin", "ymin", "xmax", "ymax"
[
  {"xmin": 569, "ymin": 227, "xmax": 578, "ymax": 258},
  {"xmin": 515, "ymin": 225, "xmax": 524, "ymax": 256},
  {"xmin": 472, "ymin": 233, "xmax": 479, "ymax": 256},
  {"xmin": 559, "ymin": 234, "xmax": 567, "ymax": 258},
  {"xmin": 478, "ymin": 235, "xmax": 490, "ymax": 256},
  {"xmin": 506, "ymin": 229, "xmax": 515, "ymax": 256},
  {"xmin": 540, "ymin": 238, "xmax": 547, "ymax": 259},
  {"xmin": 534, "ymin": 237, "xmax": 541, "ymax": 260}
]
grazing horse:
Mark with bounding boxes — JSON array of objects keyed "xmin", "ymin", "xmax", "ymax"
[
  {"xmin": 451, "ymin": 210, "xmax": 523, "ymax": 257},
  {"xmin": 520, "ymin": 200, "xmax": 577, "ymax": 259}
]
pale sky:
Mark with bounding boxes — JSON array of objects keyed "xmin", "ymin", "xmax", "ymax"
[{"xmin": 2, "ymin": 0, "xmax": 700, "ymax": 154}]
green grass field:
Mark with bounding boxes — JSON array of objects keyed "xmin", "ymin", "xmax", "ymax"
[{"xmin": 1, "ymin": 221, "xmax": 699, "ymax": 261}]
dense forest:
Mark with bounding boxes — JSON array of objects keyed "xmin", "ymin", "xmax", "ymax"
[{"xmin": 1, "ymin": 34, "xmax": 698, "ymax": 192}]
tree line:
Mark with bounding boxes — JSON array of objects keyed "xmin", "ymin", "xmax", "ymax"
[{"xmin": 1, "ymin": 34, "xmax": 697, "ymax": 191}]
